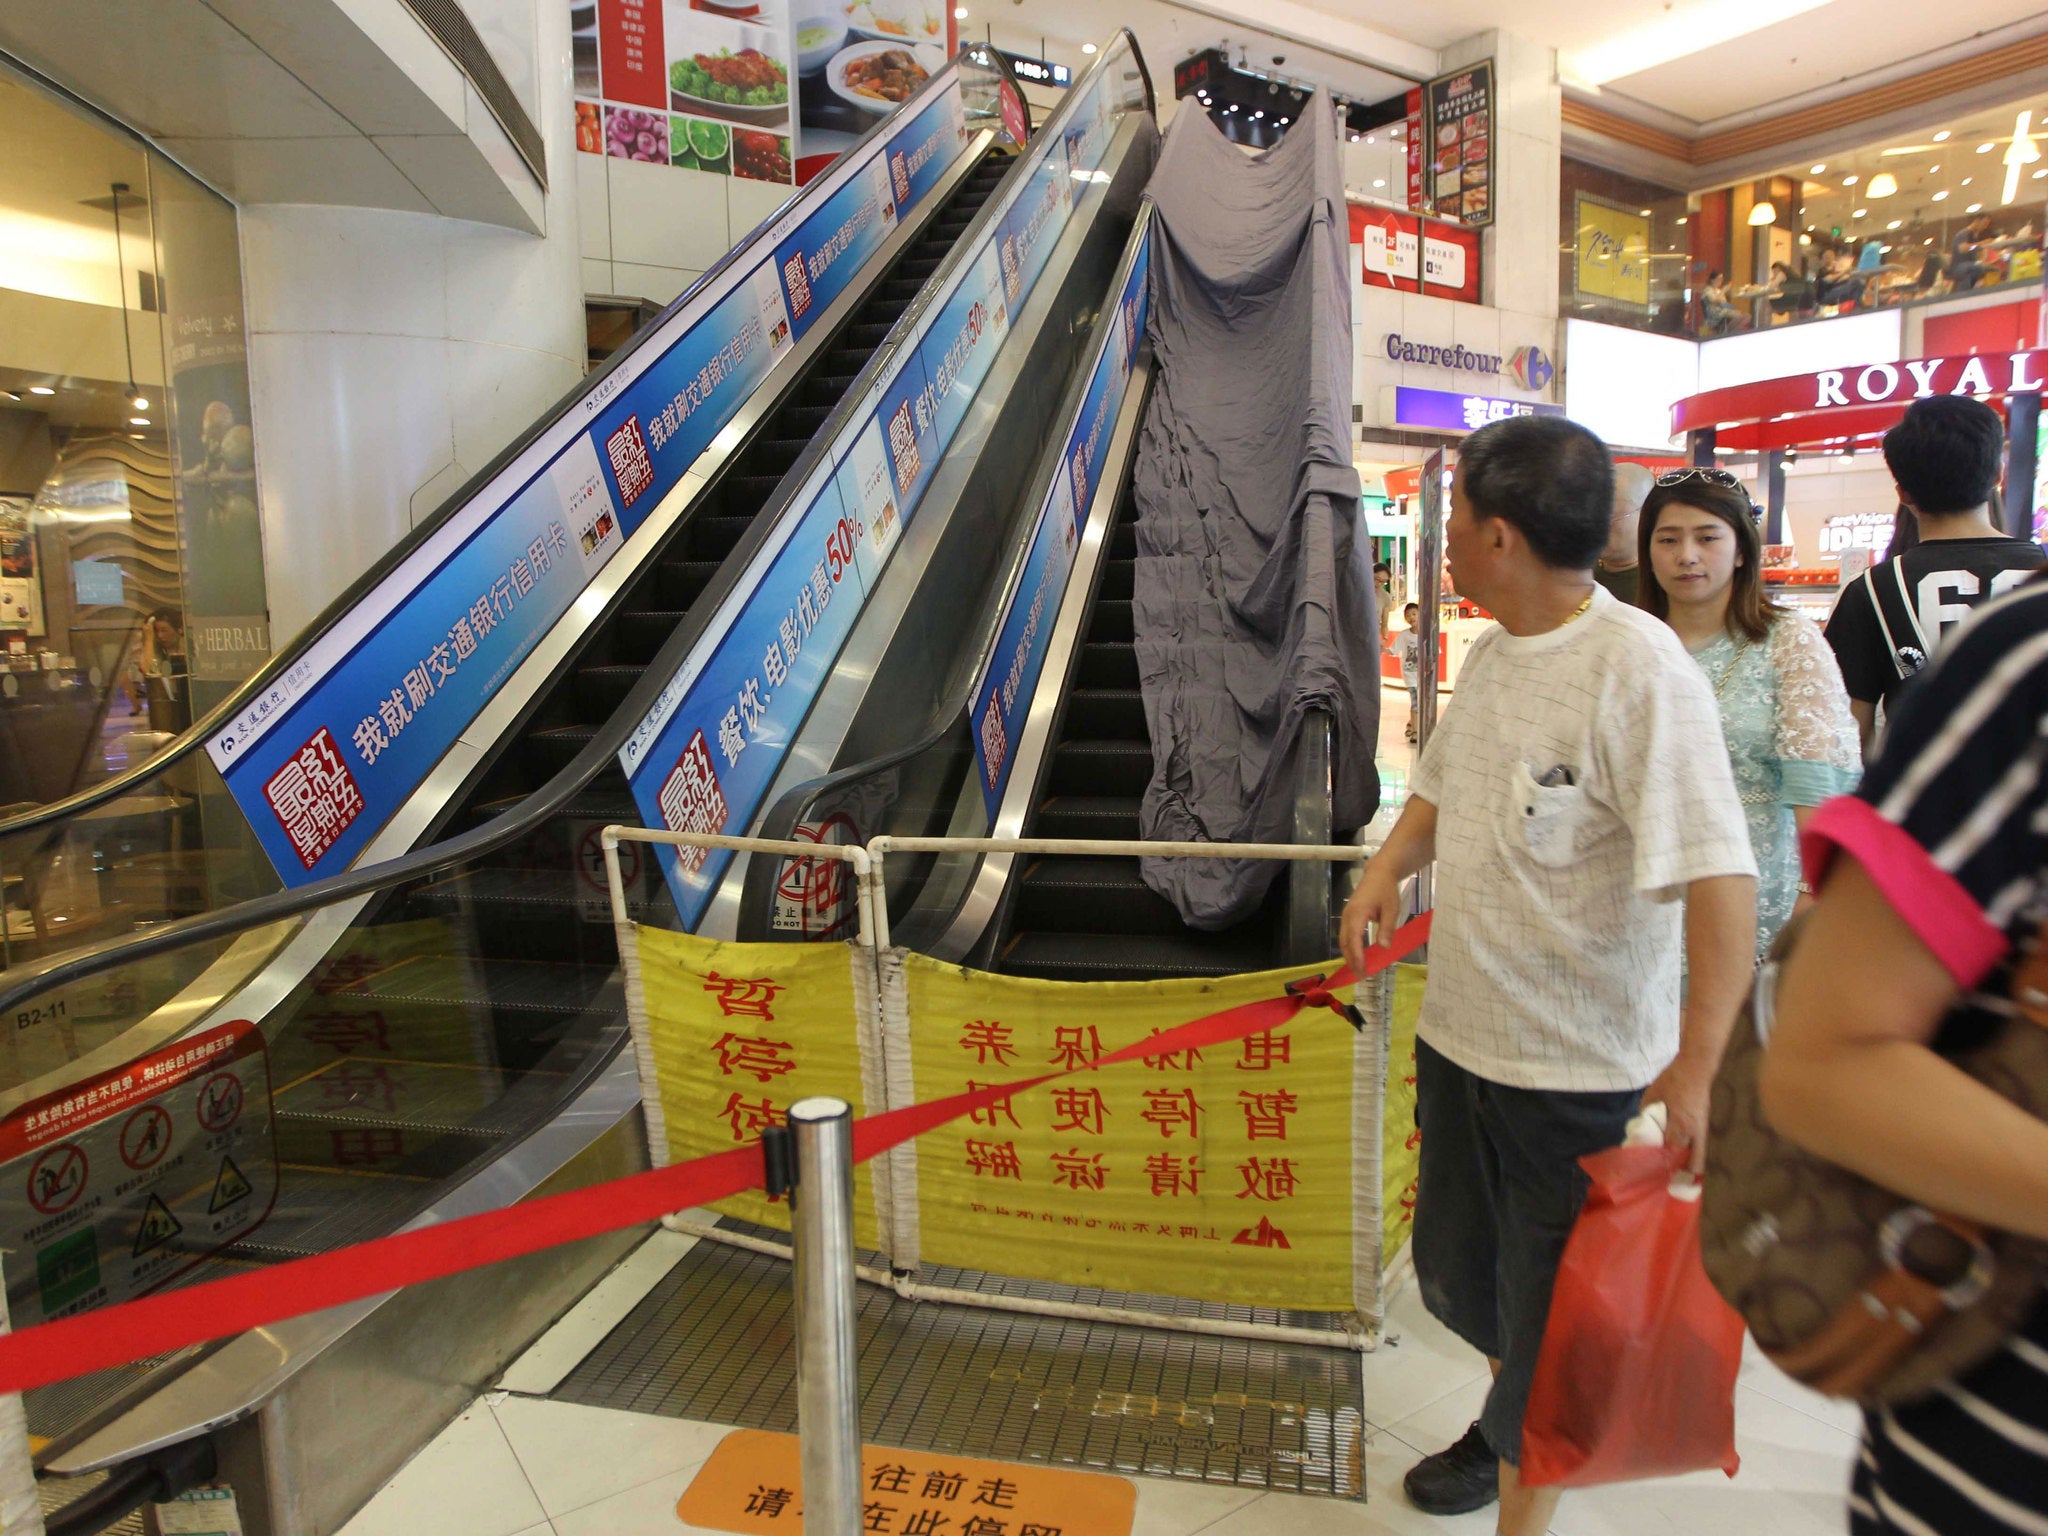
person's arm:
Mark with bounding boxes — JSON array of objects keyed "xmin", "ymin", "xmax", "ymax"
[
  {"xmin": 1762, "ymin": 856, "xmax": 2048, "ymax": 1238},
  {"xmin": 1339, "ymin": 795, "xmax": 1436, "ymax": 976},
  {"xmin": 1645, "ymin": 873, "xmax": 1757, "ymax": 1172},
  {"xmin": 1850, "ymin": 698, "xmax": 1878, "ymax": 756}
]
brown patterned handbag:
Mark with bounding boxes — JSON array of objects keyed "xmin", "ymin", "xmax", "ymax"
[{"xmin": 1700, "ymin": 913, "xmax": 2048, "ymax": 1405}]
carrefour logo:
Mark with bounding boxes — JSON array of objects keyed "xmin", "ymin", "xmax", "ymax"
[{"xmin": 1507, "ymin": 345, "xmax": 1554, "ymax": 392}]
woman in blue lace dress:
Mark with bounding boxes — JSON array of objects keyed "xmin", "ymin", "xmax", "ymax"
[{"xmin": 1638, "ymin": 470, "xmax": 1862, "ymax": 953}]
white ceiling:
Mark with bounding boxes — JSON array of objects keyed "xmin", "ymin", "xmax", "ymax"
[{"xmin": 990, "ymin": 0, "xmax": 2048, "ymax": 139}]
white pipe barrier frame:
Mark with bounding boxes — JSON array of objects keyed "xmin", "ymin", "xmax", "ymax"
[{"xmin": 600, "ymin": 827, "xmax": 1398, "ymax": 1353}]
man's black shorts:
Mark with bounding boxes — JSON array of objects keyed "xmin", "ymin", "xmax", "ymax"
[{"xmin": 1412, "ymin": 1037, "xmax": 1641, "ymax": 1465}]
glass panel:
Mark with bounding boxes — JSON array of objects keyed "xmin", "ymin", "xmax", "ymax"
[{"xmin": 0, "ymin": 62, "xmax": 275, "ymax": 969}]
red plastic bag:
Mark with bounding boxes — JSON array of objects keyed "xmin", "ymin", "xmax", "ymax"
[{"xmin": 1521, "ymin": 1144, "xmax": 1745, "ymax": 1488}]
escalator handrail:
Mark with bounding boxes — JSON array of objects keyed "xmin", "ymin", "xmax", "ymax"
[
  {"xmin": 741, "ymin": 199, "xmax": 1157, "ymax": 897},
  {"xmin": 0, "ymin": 34, "xmax": 1153, "ymax": 1025},
  {"xmin": 0, "ymin": 43, "xmax": 1020, "ymax": 850}
]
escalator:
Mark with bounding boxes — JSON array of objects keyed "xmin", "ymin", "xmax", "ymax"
[{"xmin": 0, "ymin": 36, "xmax": 1162, "ymax": 1531}]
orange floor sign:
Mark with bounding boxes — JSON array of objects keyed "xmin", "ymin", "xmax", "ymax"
[{"xmin": 677, "ymin": 1428, "xmax": 1136, "ymax": 1536}]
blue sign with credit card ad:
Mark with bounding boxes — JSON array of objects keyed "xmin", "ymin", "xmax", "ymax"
[
  {"xmin": 209, "ymin": 75, "xmax": 973, "ymax": 886},
  {"xmin": 971, "ymin": 230, "xmax": 1150, "ymax": 818},
  {"xmin": 624, "ymin": 72, "xmax": 1135, "ymax": 928}
]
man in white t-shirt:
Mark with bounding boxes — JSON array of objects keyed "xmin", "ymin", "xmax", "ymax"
[{"xmin": 1340, "ymin": 416, "xmax": 1757, "ymax": 1534}]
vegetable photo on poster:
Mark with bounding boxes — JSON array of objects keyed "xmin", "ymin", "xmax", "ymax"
[{"xmin": 792, "ymin": 0, "xmax": 942, "ymax": 183}]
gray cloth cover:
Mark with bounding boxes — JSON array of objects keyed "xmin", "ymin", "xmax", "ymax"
[{"xmin": 1132, "ymin": 96, "xmax": 1380, "ymax": 929}]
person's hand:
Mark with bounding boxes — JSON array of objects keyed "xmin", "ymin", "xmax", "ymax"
[
  {"xmin": 1340, "ymin": 860, "xmax": 1403, "ymax": 979},
  {"xmin": 1642, "ymin": 1054, "xmax": 1716, "ymax": 1174}
]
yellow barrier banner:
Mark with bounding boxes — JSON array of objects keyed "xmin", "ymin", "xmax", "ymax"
[
  {"xmin": 899, "ymin": 952, "xmax": 1368, "ymax": 1310},
  {"xmin": 634, "ymin": 928, "xmax": 881, "ymax": 1246},
  {"xmin": 1381, "ymin": 965, "xmax": 1424, "ymax": 1272},
  {"xmin": 1574, "ymin": 195, "xmax": 1650, "ymax": 306}
]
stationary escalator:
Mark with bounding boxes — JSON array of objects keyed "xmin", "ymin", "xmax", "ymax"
[{"xmin": 0, "ymin": 36, "xmax": 1163, "ymax": 1525}]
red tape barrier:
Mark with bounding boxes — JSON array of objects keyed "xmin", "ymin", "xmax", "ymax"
[{"xmin": 0, "ymin": 915, "xmax": 1429, "ymax": 1397}]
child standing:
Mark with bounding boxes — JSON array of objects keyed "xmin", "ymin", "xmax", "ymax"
[{"xmin": 1394, "ymin": 601, "xmax": 1422, "ymax": 742}]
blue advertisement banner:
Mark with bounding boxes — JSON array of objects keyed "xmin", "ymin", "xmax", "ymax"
[
  {"xmin": 208, "ymin": 74, "xmax": 972, "ymax": 887},
  {"xmin": 971, "ymin": 229, "xmax": 1151, "ymax": 819},
  {"xmin": 995, "ymin": 138, "xmax": 1074, "ymax": 312},
  {"xmin": 625, "ymin": 76, "xmax": 1135, "ymax": 928}
]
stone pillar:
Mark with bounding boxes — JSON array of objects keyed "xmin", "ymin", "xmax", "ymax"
[{"xmin": 237, "ymin": 1, "xmax": 586, "ymax": 645}]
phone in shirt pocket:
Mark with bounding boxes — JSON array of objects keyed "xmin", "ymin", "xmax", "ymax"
[{"xmin": 1514, "ymin": 759, "xmax": 1590, "ymax": 868}]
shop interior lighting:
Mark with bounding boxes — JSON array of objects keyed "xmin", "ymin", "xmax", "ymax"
[
  {"xmin": 131, "ymin": 394, "xmax": 148, "ymax": 410},
  {"xmin": 953, "ymin": 5, "xmax": 966, "ymax": 16},
  {"xmin": 1979, "ymin": 141, "xmax": 1997, "ymax": 152},
  {"xmin": 1963, "ymin": 176, "xmax": 1974, "ymax": 185},
  {"xmin": 1081, "ymin": 41, "xmax": 1096, "ymax": 54},
  {"xmin": 1852, "ymin": 207, "xmax": 1867, "ymax": 218},
  {"xmin": 1934, "ymin": 129, "xmax": 1952, "ymax": 141},
  {"xmin": 1811, "ymin": 163, "xmax": 1827, "ymax": 174},
  {"xmin": 1372, "ymin": 178, "xmax": 1386, "ymax": 187},
  {"xmin": 1933, "ymin": 189, "xmax": 1950, "ymax": 200},
  {"xmin": 1748, "ymin": 200, "xmax": 1777, "ymax": 225},
  {"xmin": 1887, "ymin": 219, "xmax": 1903, "ymax": 229},
  {"xmin": 2002, "ymin": 111, "xmax": 2039, "ymax": 203},
  {"xmin": 129, "ymin": 416, "xmax": 149, "ymax": 426},
  {"xmin": 1842, "ymin": 173, "xmax": 1859, "ymax": 185},
  {"xmin": 26, "ymin": 386, "xmax": 53, "ymax": 396},
  {"xmin": 1967, "ymin": 202, "xmax": 1984, "ymax": 212},
  {"xmin": 1867, "ymin": 172, "xmax": 1897, "ymax": 197}
]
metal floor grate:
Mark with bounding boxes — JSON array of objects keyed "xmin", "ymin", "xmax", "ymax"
[{"xmin": 551, "ymin": 1228, "xmax": 1364, "ymax": 1500}]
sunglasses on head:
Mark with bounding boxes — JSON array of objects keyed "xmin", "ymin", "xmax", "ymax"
[{"xmin": 1654, "ymin": 466, "xmax": 1741, "ymax": 489}]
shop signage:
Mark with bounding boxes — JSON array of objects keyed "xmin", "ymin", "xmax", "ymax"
[
  {"xmin": 1404, "ymin": 87, "xmax": 1424, "ymax": 209},
  {"xmin": 1356, "ymin": 207, "xmax": 1481, "ymax": 304},
  {"xmin": 1385, "ymin": 334, "xmax": 1502, "ymax": 375},
  {"xmin": 1819, "ymin": 511, "xmax": 1896, "ymax": 557},
  {"xmin": 1673, "ymin": 347, "xmax": 2048, "ymax": 437},
  {"xmin": 209, "ymin": 72, "xmax": 972, "ymax": 887},
  {"xmin": 621, "ymin": 65, "xmax": 1121, "ymax": 927},
  {"xmin": 1392, "ymin": 387, "xmax": 1564, "ymax": 433},
  {"xmin": 971, "ymin": 231, "xmax": 1150, "ymax": 819},
  {"xmin": 997, "ymin": 49, "xmax": 1070, "ymax": 88},
  {"xmin": 1422, "ymin": 61, "xmax": 1492, "ymax": 227},
  {"xmin": 1574, "ymin": 196, "xmax": 1651, "ymax": 307}
]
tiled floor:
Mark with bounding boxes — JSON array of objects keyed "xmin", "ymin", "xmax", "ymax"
[
  {"xmin": 339, "ymin": 682, "xmax": 1861, "ymax": 1536},
  {"xmin": 337, "ymin": 1237, "xmax": 1861, "ymax": 1536}
]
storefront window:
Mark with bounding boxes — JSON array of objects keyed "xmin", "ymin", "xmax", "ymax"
[
  {"xmin": 1560, "ymin": 157, "xmax": 1693, "ymax": 339},
  {"xmin": 0, "ymin": 59, "xmax": 265, "ymax": 800},
  {"xmin": 0, "ymin": 57, "xmax": 274, "ymax": 969}
]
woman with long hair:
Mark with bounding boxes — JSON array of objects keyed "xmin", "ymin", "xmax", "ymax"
[{"xmin": 1638, "ymin": 469, "xmax": 1861, "ymax": 951}]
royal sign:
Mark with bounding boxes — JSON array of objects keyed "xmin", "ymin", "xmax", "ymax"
[{"xmin": 1672, "ymin": 348, "xmax": 2048, "ymax": 444}]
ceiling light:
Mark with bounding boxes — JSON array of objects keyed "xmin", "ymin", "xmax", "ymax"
[
  {"xmin": 1081, "ymin": 41, "xmax": 1096, "ymax": 53},
  {"xmin": 1979, "ymin": 141, "xmax": 1996, "ymax": 152},
  {"xmin": 1934, "ymin": 130, "xmax": 1952, "ymax": 141},
  {"xmin": 2035, "ymin": 169, "xmax": 2048, "ymax": 180},
  {"xmin": 2002, "ymin": 110, "xmax": 2039, "ymax": 203},
  {"xmin": 1842, "ymin": 173, "xmax": 1859, "ymax": 185},
  {"xmin": 1929, "ymin": 164, "xmax": 1940, "ymax": 173},
  {"xmin": 1933, "ymin": 189, "xmax": 1950, "ymax": 200},
  {"xmin": 1372, "ymin": 178, "xmax": 1386, "ymax": 188},
  {"xmin": 1799, "ymin": 232, "xmax": 1813, "ymax": 245},
  {"xmin": 129, "ymin": 416, "xmax": 149, "ymax": 426},
  {"xmin": 1561, "ymin": 0, "xmax": 1832, "ymax": 86},
  {"xmin": 1365, "ymin": 134, "xmax": 1376, "ymax": 143},
  {"xmin": 1967, "ymin": 202, "xmax": 1984, "ymax": 212},
  {"xmin": 131, "ymin": 395, "xmax": 148, "ymax": 411},
  {"xmin": 1639, "ymin": 207, "xmax": 1652, "ymax": 216},
  {"xmin": 1852, "ymin": 207, "xmax": 1867, "ymax": 218},
  {"xmin": 1748, "ymin": 200, "xmax": 1778, "ymax": 225},
  {"xmin": 1677, "ymin": 215, "xmax": 1689, "ymax": 224},
  {"xmin": 1887, "ymin": 219, "xmax": 1902, "ymax": 229},
  {"xmin": 1811, "ymin": 163, "xmax": 1827, "ymax": 174},
  {"xmin": 1867, "ymin": 172, "xmax": 1898, "ymax": 197},
  {"xmin": 27, "ymin": 386, "xmax": 53, "ymax": 396},
  {"xmin": 953, "ymin": 4, "xmax": 967, "ymax": 14}
]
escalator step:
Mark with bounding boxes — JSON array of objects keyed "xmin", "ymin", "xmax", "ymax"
[
  {"xmin": 1060, "ymin": 689, "xmax": 1146, "ymax": 739},
  {"xmin": 1014, "ymin": 856, "xmax": 1186, "ymax": 936},
  {"xmin": 725, "ymin": 473, "xmax": 787, "ymax": 503},
  {"xmin": 1086, "ymin": 599, "xmax": 1134, "ymax": 644},
  {"xmin": 1108, "ymin": 521, "xmax": 1137, "ymax": 559},
  {"xmin": 1047, "ymin": 739, "xmax": 1151, "ymax": 797},
  {"xmin": 879, "ymin": 280, "xmax": 924, "ymax": 302},
  {"xmin": 1030, "ymin": 794, "xmax": 1142, "ymax": 841},
  {"xmin": 575, "ymin": 664, "xmax": 644, "ymax": 717},
  {"xmin": 655, "ymin": 559, "xmax": 722, "ymax": 607},
  {"xmin": 691, "ymin": 514, "xmax": 761, "ymax": 554},
  {"xmin": 1000, "ymin": 930, "xmax": 1268, "ymax": 982},
  {"xmin": 783, "ymin": 404, "xmax": 835, "ymax": 437},
  {"xmin": 1074, "ymin": 642, "xmax": 1139, "ymax": 690},
  {"xmin": 801, "ymin": 375, "xmax": 861, "ymax": 404},
  {"xmin": 471, "ymin": 786, "xmax": 638, "ymax": 826},
  {"xmin": 1096, "ymin": 558, "xmax": 1134, "ymax": 600},
  {"xmin": 616, "ymin": 609, "xmax": 689, "ymax": 660},
  {"xmin": 845, "ymin": 322, "xmax": 894, "ymax": 347},
  {"xmin": 524, "ymin": 724, "xmax": 597, "ymax": 774}
]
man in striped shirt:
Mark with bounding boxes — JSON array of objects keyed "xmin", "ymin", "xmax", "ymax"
[{"xmin": 1764, "ymin": 577, "xmax": 2048, "ymax": 1534}]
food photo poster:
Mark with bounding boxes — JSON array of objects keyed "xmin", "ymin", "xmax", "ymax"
[{"xmin": 574, "ymin": 0, "xmax": 957, "ymax": 186}]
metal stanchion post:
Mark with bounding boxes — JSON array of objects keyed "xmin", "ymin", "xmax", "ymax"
[
  {"xmin": 0, "ymin": 1265, "xmax": 44, "ymax": 1536},
  {"xmin": 788, "ymin": 1097, "xmax": 862, "ymax": 1536}
]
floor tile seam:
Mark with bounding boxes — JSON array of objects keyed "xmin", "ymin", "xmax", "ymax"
[
  {"xmin": 1733, "ymin": 1380, "xmax": 1865, "ymax": 1443},
  {"xmin": 1361, "ymin": 1366, "xmax": 1492, "ymax": 1439},
  {"xmin": 524, "ymin": 1449, "xmax": 721, "ymax": 1523},
  {"xmin": 484, "ymin": 1397, "xmax": 566, "ymax": 1530}
]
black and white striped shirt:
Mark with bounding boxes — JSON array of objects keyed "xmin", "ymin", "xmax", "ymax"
[{"xmin": 1806, "ymin": 580, "xmax": 2048, "ymax": 1535}]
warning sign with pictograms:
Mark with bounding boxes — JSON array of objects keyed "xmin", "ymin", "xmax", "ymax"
[
  {"xmin": 0, "ymin": 1020, "xmax": 277, "ymax": 1325},
  {"xmin": 677, "ymin": 1429, "xmax": 1136, "ymax": 1536}
]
